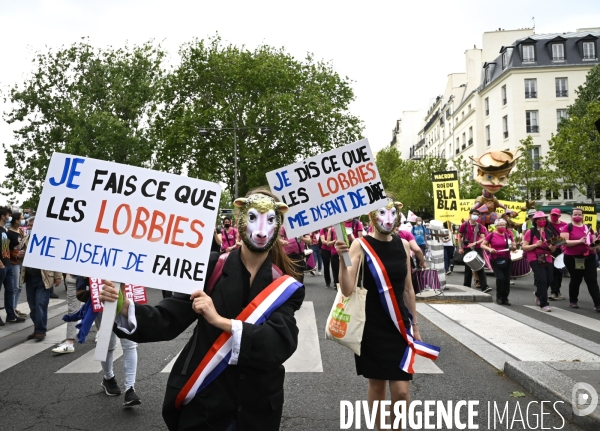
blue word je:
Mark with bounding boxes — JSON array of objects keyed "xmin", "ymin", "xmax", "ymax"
[
  {"xmin": 49, "ymin": 157, "xmax": 84, "ymax": 189},
  {"xmin": 273, "ymin": 170, "xmax": 292, "ymax": 191}
]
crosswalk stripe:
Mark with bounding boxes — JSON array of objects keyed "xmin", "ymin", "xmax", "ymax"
[
  {"xmin": 524, "ymin": 305, "xmax": 600, "ymax": 333},
  {"xmin": 413, "ymin": 355, "xmax": 443, "ymax": 374},
  {"xmin": 431, "ymin": 304, "xmax": 600, "ymax": 362},
  {"xmin": 161, "ymin": 352, "xmax": 180, "ymax": 373},
  {"xmin": 284, "ymin": 302, "xmax": 323, "ymax": 372},
  {"xmin": 56, "ymin": 344, "xmax": 123, "ymax": 373},
  {"xmin": 0, "ymin": 324, "xmax": 66, "ymax": 374},
  {"xmin": 0, "ymin": 304, "xmax": 68, "ymax": 340}
]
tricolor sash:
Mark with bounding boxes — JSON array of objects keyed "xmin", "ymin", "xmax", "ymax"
[
  {"xmin": 175, "ymin": 275, "xmax": 303, "ymax": 409},
  {"xmin": 357, "ymin": 237, "xmax": 440, "ymax": 373}
]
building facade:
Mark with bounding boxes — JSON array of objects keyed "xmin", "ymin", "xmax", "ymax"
[{"xmin": 394, "ymin": 28, "xmax": 600, "ymax": 207}]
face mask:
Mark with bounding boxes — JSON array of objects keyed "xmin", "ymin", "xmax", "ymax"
[
  {"xmin": 7, "ymin": 217, "xmax": 12, "ymax": 223},
  {"xmin": 224, "ymin": 223, "xmax": 231, "ymax": 228},
  {"xmin": 416, "ymin": 221, "xmax": 422, "ymax": 225},
  {"xmin": 550, "ymin": 215, "xmax": 559, "ymax": 222},
  {"xmin": 20, "ymin": 220, "xmax": 26, "ymax": 226},
  {"xmin": 496, "ymin": 227, "xmax": 506, "ymax": 234},
  {"xmin": 537, "ymin": 219, "xmax": 547, "ymax": 227},
  {"xmin": 573, "ymin": 216, "xmax": 583, "ymax": 223},
  {"xmin": 24, "ymin": 213, "xmax": 30, "ymax": 219},
  {"xmin": 471, "ymin": 215, "xmax": 479, "ymax": 221}
]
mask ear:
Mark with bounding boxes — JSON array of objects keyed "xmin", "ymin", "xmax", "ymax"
[
  {"xmin": 234, "ymin": 198, "xmax": 248, "ymax": 208},
  {"xmin": 395, "ymin": 201, "xmax": 403, "ymax": 210},
  {"xmin": 275, "ymin": 202, "xmax": 289, "ymax": 214}
]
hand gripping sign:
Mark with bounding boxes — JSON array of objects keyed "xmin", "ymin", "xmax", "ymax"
[
  {"xmin": 89, "ymin": 278, "xmax": 148, "ymax": 313},
  {"xmin": 266, "ymin": 139, "xmax": 388, "ymax": 266},
  {"xmin": 23, "ymin": 153, "xmax": 221, "ymax": 360}
]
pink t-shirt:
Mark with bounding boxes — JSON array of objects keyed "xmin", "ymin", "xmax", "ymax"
[
  {"xmin": 459, "ymin": 222, "xmax": 488, "ymax": 249},
  {"xmin": 319, "ymin": 228, "xmax": 332, "ymax": 252},
  {"xmin": 329, "ymin": 229, "xmax": 338, "ymax": 256},
  {"xmin": 221, "ymin": 227, "xmax": 239, "ymax": 251},
  {"xmin": 484, "ymin": 231, "xmax": 513, "ymax": 259},
  {"xmin": 280, "ymin": 227, "xmax": 305, "ymax": 255},
  {"xmin": 563, "ymin": 224, "xmax": 591, "ymax": 256},
  {"xmin": 398, "ymin": 230, "xmax": 415, "ymax": 242},
  {"xmin": 523, "ymin": 229, "xmax": 553, "ymax": 263},
  {"xmin": 344, "ymin": 220, "xmax": 364, "ymax": 238}
]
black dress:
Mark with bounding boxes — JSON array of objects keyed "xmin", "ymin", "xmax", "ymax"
[{"xmin": 355, "ymin": 235, "xmax": 413, "ymax": 381}]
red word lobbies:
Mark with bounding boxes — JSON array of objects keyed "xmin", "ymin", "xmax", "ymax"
[{"xmin": 94, "ymin": 200, "xmax": 204, "ymax": 248}]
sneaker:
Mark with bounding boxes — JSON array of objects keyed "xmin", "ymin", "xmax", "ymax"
[
  {"xmin": 556, "ymin": 294, "xmax": 565, "ymax": 300},
  {"xmin": 548, "ymin": 293, "xmax": 558, "ymax": 301},
  {"xmin": 569, "ymin": 302, "xmax": 579, "ymax": 309},
  {"xmin": 6, "ymin": 316, "xmax": 26, "ymax": 323},
  {"xmin": 446, "ymin": 271, "xmax": 452, "ymax": 275},
  {"xmin": 541, "ymin": 306, "xmax": 552, "ymax": 312},
  {"xmin": 534, "ymin": 292, "xmax": 540, "ymax": 306},
  {"xmin": 101, "ymin": 377, "xmax": 121, "ymax": 396},
  {"xmin": 450, "ymin": 265, "xmax": 454, "ymax": 271},
  {"xmin": 495, "ymin": 298, "xmax": 503, "ymax": 305},
  {"xmin": 95, "ymin": 333, "xmax": 99, "ymax": 343},
  {"xmin": 318, "ymin": 271, "xmax": 322, "ymax": 276},
  {"xmin": 310, "ymin": 270, "xmax": 316, "ymax": 276},
  {"xmin": 325, "ymin": 285, "xmax": 330, "ymax": 289},
  {"xmin": 123, "ymin": 387, "xmax": 141, "ymax": 407},
  {"xmin": 15, "ymin": 309, "xmax": 29, "ymax": 317},
  {"xmin": 483, "ymin": 287, "xmax": 492, "ymax": 293},
  {"xmin": 502, "ymin": 298, "xmax": 512, "ymax": 306},
  {"xmin": 52, "ymin": 342, "xmax": 75, "ymax": 354}
]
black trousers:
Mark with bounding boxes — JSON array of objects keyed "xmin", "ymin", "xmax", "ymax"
[
  {"xmin": 564, "ymin": 254, "xmax": 600, "ymax": 306},
  {"xmin": 321, "ymin": 249, "xmax": 332, "ymax": 287},
  {"xmin": 490, "ymin": 259, "xmax": 511, "ymax": 300},
  {"xmin": 463, "ymin": 249, "xmax": 487, "ymax": 289},
  {"xmin": 444, "ymin": 246, "xmax": 454, "ymax": 272},
  {"xmin": 331, "ymin": 254, "xmax": 340, "ymax": 287},
  {"xmin": 530, "ymin": 261, "xmax": 553, "ymax": 308}
]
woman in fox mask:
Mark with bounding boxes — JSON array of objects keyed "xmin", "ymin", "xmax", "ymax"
[
  {"xmin": 336, "ymin": 196, "xmax": 439, "ymax": 427},
  {"xmin": 100, "ymin": 188, "xmax": 305, "ymax": 431}
]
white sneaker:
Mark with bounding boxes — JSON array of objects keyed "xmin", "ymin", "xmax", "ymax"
[
  {"xmin": 52, "ymin": 342, "xmax": 75, "ymax": 354},
  {"xmin": 318, "ymin": 271, "xmax": 322, "ymax": 276},
  {"xmin": 95, "ymin": 334, "xmax": 99, "ymax": 343}
]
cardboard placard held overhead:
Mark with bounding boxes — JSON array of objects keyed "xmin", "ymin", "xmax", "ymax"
[
  {"xmin": 22, "ymin": 153, "xmax": 221, "ymax": 295},
  {"xmin": 575, "ymin": 203, "xmax": 597, "ymax": 228},
  {"xmin": 432, "ymin": 171, "xmax": 461, "ymax": 224},
  {"xmin": 266, "ymin": 139, "xmax": 388, "ymax": 236}
]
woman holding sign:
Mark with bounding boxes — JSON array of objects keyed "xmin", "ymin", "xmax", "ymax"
[
  {"xmin": 336, "ymin": 197, "xmax": 440, "ymax": 427},
  {"xmin": 100, "ymin": 189, "xmax": 305, "ymax": 431}
]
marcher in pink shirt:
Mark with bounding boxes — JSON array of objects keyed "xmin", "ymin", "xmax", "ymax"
[
  {"xmin": 522, "ymin": 211, "xmax": 557, "ymax": 311},
  {"xmin": 319, "ymin": 227, "xmax": 334, "ymax": 288},
  {"xmin": 481, "ymin": 218, "xmax": 516, "ymax": 304},
  {"xmin": 220, "ymin": 217, "xmax": 240, "ymax": 253},
  {"xmin": 560, "ymin": 208, "xmax": 600, "ymax": 310},
  {"xmin": 548, "ymin": 208, "xmax": 567, "ymax": 300}
]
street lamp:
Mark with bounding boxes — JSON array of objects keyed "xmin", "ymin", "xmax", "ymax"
[{"xmin": 198, "ymin": 124, "xmax": 273, "ymax": 198}]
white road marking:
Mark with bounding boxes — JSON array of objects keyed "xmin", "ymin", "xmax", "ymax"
[
  {"xmin": 524, "ymin": 305, "xmax": 600, "ymax": 333},
  {"xmin": 285, "ymin": 302, "xmax": 323, "ymax": 372},
  {"xmin": 413, "ymin": 355, "xmax": 443, "ymax": 374},
  {"xmin": 431, "ymin": 304, "xmax": 600, "ymax": 362},
  {"xmin": 161, "ymin": 352, "xmax": 180, "ymax": 373},
  {"xmin": 56, "ymin": 344, "xmax": 123, "ymax": 373},
  {"xmin": 0, "ymin": 324, "xmax": 66, "ymax": 374},
  {"xmin": 0, "ymin": 304, "xmax": 68, "ymax": 339}
]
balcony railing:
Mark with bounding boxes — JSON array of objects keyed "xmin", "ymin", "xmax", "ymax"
[
  {"xmin": 552, "ymin": 56, "xmax": 565, "ymax": 61},
  {"xmin": 416, "ymin": 138, "xmax": 425, "ymax": 149},
  {"xmin": 487, "ymin": 139, "xmax": 491, "ymax": 147},
  {"xmin": 485, "ymin": 109, "xmax": 489, "ymax": 116},
  {"xmin": 468, "ymin": 138, "xmax": 473, "ymax": 145},
  {"xmin": 503, "ymin": 98, "xmax": 507, "ymax": 105},
  {"xmin": 525, "ymin": 91, "xmax": 537, "ymax": 99},
  {"xmin": 504, "ymin": 131, "xmax": 509, "ymax": 139},
  {"xmin": 527, "ymin": 125, "xmax": 539, "ymax": 133},
  {"xmin": 461, "ymin": 144, "xmax": 466, "ymax": 150},
  {"xmin": 556, "ymin": 90, "xmax": 568, "ymax": 97},
  {"xmin": 455, "ymin": 149, "xmax": 459, "ymax": 155}
]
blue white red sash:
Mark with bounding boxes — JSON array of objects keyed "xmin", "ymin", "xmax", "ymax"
[
  {"xmin": 357, "ymin": 237, "xmax": 440, "ymax": 373},
  {"xmin": 175, "ymin": 275, "xmax": 303, "ymax": 409}
]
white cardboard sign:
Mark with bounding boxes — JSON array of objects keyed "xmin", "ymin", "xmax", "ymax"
[
  {"xmin": 266, "ymin": 139, "xmax": 387, "ymax": 236},
  {"xmin": 23, "ymin": 153, "xmax": 221, "ymax": 295}
]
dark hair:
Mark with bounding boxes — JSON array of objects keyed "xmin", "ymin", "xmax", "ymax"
[
  {"xmin": 10, "ymin": 212, "xmax": 22, "ymax": 228},
  {"xmin": 572, "ymin": 208, "xmax": 583, "ymax": 215},
  {"xmin": 469, "ymin": 209, "xmax": 480, "ymax": 215},
  {"xmin": 223, "ymin": 216, "xmax": 232, "ymax": 223},
  {"xmin": 0, "ymin": 206, "xmax": 11, "ymax": 218},
  {"xmin": 241, "ymin": 187, "xmax": 301, "ymax": 280}
]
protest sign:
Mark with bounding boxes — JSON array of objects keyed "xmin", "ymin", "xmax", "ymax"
[
  {"xmin": 496, "ymin": 200, "xmax": 527, "ymax": 225},
  {"xmin": 407, "ymin": 210, "xmax": 418, "ymax": 223},
  {"xmin": 575, "ymin": 203, "xmax": 597, "ymax": 228},
  {"xmin": 459, "ymin": 200, "xmax": 472, "ymax": 223},
  {"xmin": 89, "ymin": 278, "xmax": 148, "ymax": 313},
  {"xmin": 432, "ymin": 171, "xmax": 461, "ymax": 224},
  {"xmin": 23, "ymin": 153, "xmax": 221, "ymax": 295},
  {"xmin": 266, "ymin": 139, "xmax": 387, "ymax": 237}
]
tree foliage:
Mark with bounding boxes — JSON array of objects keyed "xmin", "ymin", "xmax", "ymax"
[
  {"xmin": 152, "ymin": 36, "xmax": 363, "ymax": 197},
  {"xmin": 376, "ymin": 147, "xmax": 447, "ymax": 216},
  {"xmin": 2, "ymin": 40, "xmax": 165, "ymax": 206}
]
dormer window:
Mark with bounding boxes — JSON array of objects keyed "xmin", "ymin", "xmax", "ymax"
[
  {"xmin": 500, "ymin": 46, "xmax": 514, "ymax": 70},
  {"xmin": 485, "ymin": 67, "xmax": 491, "ymax": 84},
  {"xmin": 583, "ymin": 41, "xmax": 596, "ymax": 60},
  {"xmin": 502, "ymin": 51, "xmax": 508, "ymax": 69},
  {"xmin": 522, "ymin": 44, "xmax": 535, "ymax": 62},
  {"xmin": 552, "ymin": 43, "xmax": 565, "ymax": 61}
]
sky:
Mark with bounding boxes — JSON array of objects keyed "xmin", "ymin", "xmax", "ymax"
[{"xmin": 1, "ymin": 0, "xmax": 599, "ymax": 203}]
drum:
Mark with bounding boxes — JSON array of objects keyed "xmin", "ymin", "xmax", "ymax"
[
  {"xmin": 412, "ymin": 269, "xmax": 442, "ymax": 297},
  {"xmin": 429, "ymin": 220, "xmax": 444, "ymax": 231},
  {"xmin": 554, "ymin": 253, "xmax": 565, "ymax": 270},
  {"xmin": 510, "ymin": 250, "xmax": 524, "ymax": 262},
  {"xmin": 510, "ymin": 251, "xmax": 532, "ymax": 278},
  {"xmin": 464, "ymin": 251, "xmax": 485, "ymax": 272}
]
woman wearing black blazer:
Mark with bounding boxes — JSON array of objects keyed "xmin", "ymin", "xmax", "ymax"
[{"xmin": 101, "ymin": 189, "xmax": 304, "ymax": 431}]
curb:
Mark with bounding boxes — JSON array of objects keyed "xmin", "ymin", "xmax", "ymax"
[{"xmin": 504, "ymin": 361, "xmax": 600, "ymax": 431}]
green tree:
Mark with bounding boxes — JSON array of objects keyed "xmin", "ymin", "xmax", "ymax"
[
  {"xmin": 548, "ymin": 101, "xmax": 600, "ymax": 203},
  {"xmin": 449, "ymin": 155, "xmax": 480, "ymax": 200},
  {"xmin": 152, "ymin": 36, "xmax": 363, "ymax": 198},
  {"xmin": 502, "ymin": 136, "xmax": 559, "ymax": 201},
  {"xmin": 2, "ymin": 40, "xmax": 165, "ymax": 206},
  {"xmin": 376, "ymin": 147, "xmax": 447, "ymax": 216},
  {"xmin": 567, "ymin": 64, "xmax": 600, "ymax": 118}
]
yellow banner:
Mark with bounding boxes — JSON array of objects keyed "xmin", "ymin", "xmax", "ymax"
[
  {"xmin": 432, "ymin": 171, "xmax": 461, "ymax": 224},
  {"xmin": 459, "ymin": 199, "xmax": 472, "ymax": 223},
  {"xmin": 576, "ymin": 203, "xmax": 598, "ymax": 229},
  {"xmin": 458, "ymin": 198, "xmax": 527, "ymax": 225}
]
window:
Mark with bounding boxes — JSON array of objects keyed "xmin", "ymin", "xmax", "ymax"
[
  {"xmin": 456, "ymin": 138, "xmax": 460, "ymax": 154},
  {"xmin": 531, "ymin": 188, "xmax": 542, "ymax": 200},
  {"xmin": 556, "ymin": 109, "xmax": 568, "ymax": 129},
  {"xmin": 462, "ymin": 111, "xmax": 464, "ymax": 118},
  {"xmin": 529, "ymin": 146, "xmax": 540, "ymax": 170},
  {"xmin": 546, "ymin": 190, "xmax": 559, "ymax": 200},
  {"xmin": 485, "ymin": 67, "xmax": 491, "ymax": 84},
  {"xmin": 526, "ymin": 110, "xmax": 539, "ymax": 133},
  {"xmin": 552, "ymin": 43, "xmax": 565, "ymax": 61},
  {"xmin": 486, "ymin": 126, "xmax": 491, "ymax": 147},
  {"xmin": 468, "ymin": 127, "xmax": 473, "ymax": 145},
  {"xmin": 524, "ymin": 79, "xmax": 537, "ymax": 98},
  {"xmin": 522, "ymin": 44, "xmax": 535, "ymax": 62},
  {"xmin": 468, "ymin": 104, "xmax": 472, "ymax": 111},
  {"xmin": 502, "ymin": 51, "xmax": 508, "ymax": 69},
  {"xmin": 583, "ymin": 41, "xmax": 596, "ymax": 60},
  {"xmin": 449, "ymin": 143, "xmax": 452, "ymax": 154},
  {"xmin": 563, "ymin": 187, "xmax": 574, "ymax": 200},
  {"xmin": 556, "ymin": 78, "xmax": 568, "ymax": 97},
  {"xmin": 503, "ymin": 116, "xmax": 509, "ymax": 139},
  {"xmin": 485, "ymin": 98, "xmax": 489, "ymax": 116},
  {"xmin": 502, "ymin": 85, "xmax": 507, "ymax": 105},
  {"xmin": 462, "ymin": 133, "xmax": 466, "ymax": 149}
]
